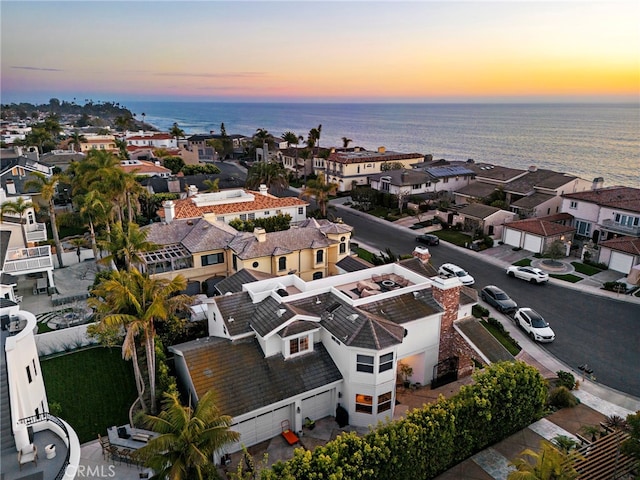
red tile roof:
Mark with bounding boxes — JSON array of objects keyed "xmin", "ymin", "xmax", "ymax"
[
  {"xmin": 505, "ymin": 218, "xmax": 575, "ymax": 236},
  {"xmin": 119, "ymin": 160, "xmax": 171, "ymax": 175},
  {"xmin": 328, "ymin": 150, "xmax": 423, "ymax": 165},
  {"xmin": 599, "ymin": 236, "xmax": 640, "ymax": 256},
  {"xmin": 127, "ymin": 133, "xmax": 173, "ymax": 141},
  {"xmin": 563, "ymin": 186, "xmax": 640, "ymax": 213}
]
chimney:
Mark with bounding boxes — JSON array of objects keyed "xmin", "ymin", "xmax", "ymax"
[
  {"xmin": 187, "ymin": 185, "xmax": 198, "ymax": 197},
  {"xmin": 259, "ymin": 184, "xmax": 268, "ymax": 196},
  {"xmin": 591, "ymin": 177, "xmax": 604, "ymax": 190},
  {"xmin": 412, "ymin": 246, "xmax": 431, "ymax": 264},
  {"xmin": 254, "ymin": 227, "xmax": 267, "ymax": 242},
  {"xmin": 424, "ymin": 154, "xmax": 433, "ymax": 162},
  {"xmin": 528, "ymin": 165, "xmax": 537, "ymax": 172},
  {"xmin": 163, "ymin": 200, "xmax": 176, "ymax": 224},
  {"xmin": 431, "ymin": 276, "xmax": 461, "ymax": 363},
  {"xmin": 378, "ymin": 146, "xmax": 386, "ymax": 154}
]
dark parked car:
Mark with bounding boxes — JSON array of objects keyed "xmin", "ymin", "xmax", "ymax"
[
  {"xmin": 415, "ymin": 234, "xmax": 440, "ymax": 246},
  {"xmin": 480, "ymin": 285, "xmax": 518, "ymax": 314}
]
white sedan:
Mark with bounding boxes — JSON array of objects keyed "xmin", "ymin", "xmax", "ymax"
[
  {"xmin": 514, "ymin": 308, "xmax": 555, "ymax": 343},
  {"xmin": 506, "ymin": 266, "xmax": 549, "ymax": 284}
]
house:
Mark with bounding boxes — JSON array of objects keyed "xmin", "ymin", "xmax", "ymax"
[
  {"xmin": 597, "ymin": 236, "xmax": 640, "ymax": 274},
  {"xmin": 182, "ymin": 133, "xmax": 248, "ymax": 164},
  {"xmin": 141, "ymin": 216, "xmax": 353, "ymax": 285},
  {"xmin": 39, "ymin": 150, "xmax": 85, "ymax": 171},
  {"xmin": 454, "ymin": 203, "xmax": 517, "ymax": 237},
  {"xmin": 125, "ymin": 131, "xmax": 177, "ymax": 149},
  {"xmin": 78, "ymin": 134, "xmax": 118, "ymax": 154},
  {"xmin": 118, "ymin": 159, "xmax": 172, "ymax": 178},
  {"xmin": 0, "ymin": 155, "xmax": 54, "ymax": 196},
  {"xmin": 0, "ymin": 300, "xmax": 81, "ymax": 479},
  {"xmin": 502, "ymin": 213, "xmax": 575, "ymax": 254},
  {"xmin": 169, "ymin": 260, "xmax": 479, "ymax": 453},
  {"xmin": 140, "ymin": 173, "xmax": 245, "ymax": 197},
  {"xmin": 324, "ymin": 147, "xmax": 425, "ymax": 193},
  {"xmin": 159, "ymin": 185, "xmax": 308, "ymax": 224},
  {"xmin": 0, "ymin": 189, "xmax": 48, "ymax": 246}
]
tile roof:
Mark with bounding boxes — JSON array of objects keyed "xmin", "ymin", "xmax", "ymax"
[
  {"xmin": 599, "ymin": 236, "xmax": 640, "ymax": 256},
  {"xmin": 142, "ymin": 218, "xmax": 237, "ymax": 253},
  {"xmin": 563, "ymin": 186, "xmax": 640, "ymax": 213},
  {"xmin": 168, "ymin": 190, "xmax": 308, "ymax": 220},
  {"xmin": 214, "ymin": 291, "xmax": 257, "ymax": 337},
  {"xmin": 328, "ymin": 150, "xmax": 424, "ymax": 165},
  {"xmin": 504, "ymin": 218, "xmax": 575, "ymax": 237},
  {"xmin": 336, "ymin": 256, "xmax": 373, "ymax": 272},
  {"xmin": 454, "ymin": 182, "xmax": 498, "ymax": 199},
  {"xmin": 368, "ymin": 170, "xmax": 431, "ymax": 186},
  {"xmin": 215, "ymin": 269, "xmax": 276, "ymax": 295},
  {"xmin": 172, "ymin": 337, "xmax": 343, "ymax": 417},
  {"xmin": 510, "ymin": 192, "xmax": 556, "ymax": 209},
  {"xmin": 119, "ymin": 159, "xmax": 171, "ymax": 175},
  {"xmin": 457, "ymin": 203, "xmax": 503, "ymax": 219},
  {"xmin": 504, "ymin": 169, "xmax": 577, "ymax": 195},
  {"xmin": 465, "ymin": 163, "xmax": 527, "ymax": 182},
  {"xmin": 357, "ymin": 290, "xmax": 443, "ymax": 326}
]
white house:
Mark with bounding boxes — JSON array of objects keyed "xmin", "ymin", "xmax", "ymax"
[
  {"xmin": 597, "ymin": 237, "xmax": 640, "ymax": 274},
  {"xmin": 170, "ymin": 260, "xmax": 479, "ymax": 453},
  {"xmin": 502, "ymin": 213, "xmax": 575, "ymax": 254},
  {"xmin": 125, "ymin": 131, "xmax": 177, "ymax": 149}
]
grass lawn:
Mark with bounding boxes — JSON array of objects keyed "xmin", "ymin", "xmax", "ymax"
[
  {"xmin": 356, "ymin": 247, "xmax": 375, "ymax": 263},
  {"xmin": 550, "ymin": 273, "xmax": 583, "ymax": 283},
  {"xmin": 512, "ymin": 258, "xmax": 532, "ymax": 267},
  {"xmin": 480, "ymin": 320, "xmax": 521, "ymax": 356},
  {"xmin": 570, "ymin": 262, "xmax": 603, "ymax": 276},
  {"xmin": 40, "ymin": 346, "xmax": 138, "ymax": 444},
  {"xmin": 432, "ymin": 229, "xmax": 473, "ymax": 248}
]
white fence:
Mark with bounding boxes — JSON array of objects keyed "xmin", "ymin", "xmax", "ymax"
[{"xmin": 35, "ymin": 323, "xmax": 98, "ymax": 356}]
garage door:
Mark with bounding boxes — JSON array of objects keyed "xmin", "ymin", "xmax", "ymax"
[
  {"xmin": 609, "ymin": 251, "xmax": 634, "ymax": 273},
  {"xmin": 229, "ymin": 417, "xmax": 257, "ymax": 453},
  {"xmin": 302, "ymin": 390, "xmax": 334, "ymax": 421},
  {"xmin": 255, "ymin": 405, "xmax": 292, "ymax": 445},
  {"xmin": 503, "ymin": 228, "xmax": 521, "ymax": 247},
  {"xmin": 523, "ymin": 234, "xmax": 542, "ymax": 253}
]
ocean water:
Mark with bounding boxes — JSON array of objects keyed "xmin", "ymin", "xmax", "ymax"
[{"xmin": 125, "ymin": 102, "xmax": 639, "ymax": 188}]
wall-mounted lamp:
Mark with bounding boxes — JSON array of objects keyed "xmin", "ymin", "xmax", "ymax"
[
  {"xmin": 338, "ymin": 392, "xmax": 342, "ymax": 398},
  {"xmin": 296, "ymin": 406, "xmax": 300, "ymax": 414}
]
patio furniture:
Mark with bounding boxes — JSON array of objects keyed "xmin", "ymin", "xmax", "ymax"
[
  {"xmin": 45, "ymin": 443, "xmax": 56, "ymax": 459},
  {"xmin": 281, "ymin": 420, "xmax": 299, "ymax": 445},
  {"xmin": 18, "ymin": 443, "xmax": 38, "ymax": 470}
]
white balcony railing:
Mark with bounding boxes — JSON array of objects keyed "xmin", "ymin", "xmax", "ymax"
[
  {"xmin": 25, "ymin": 222, "xmax": 47, "ymax": 243},
  {"xmin": 601, "ymin": 219, "xmax": 640, "ymax": 236},
  {"xmin": 3, "ymin": 246, "xmax": 53, "ymax": 273}
]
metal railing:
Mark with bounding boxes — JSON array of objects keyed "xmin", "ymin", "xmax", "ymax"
[
  {"xmin": 26, "ymin": 223, "xmax": 47, "ymax": 243},
  {"xmin": 601, "ymin": 219, "xmax": 640, "ymax": 236},
  {"xmin": 3, "ymin": 246, "xmax": 53, "ymax": 273},
  {"xmin": 18, "ymin": 412, "xmax": 70, "ymax": 480}
]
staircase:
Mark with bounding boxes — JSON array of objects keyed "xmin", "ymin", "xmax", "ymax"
[{"xmin": 0, "ymin": 342, "xmax": 15, "ymax": 455}]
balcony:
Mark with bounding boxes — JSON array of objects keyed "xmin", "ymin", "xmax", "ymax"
[
  {"xmin": 601, "ymin": 219, "xmax": 640, "ymax": 237},
  {"xmin": 2, "ymin": 246, "xmax": 53, "ymax": 274},
  {"xmin": 25, "ymin": 222, "xmax": 47, "ymax": 243}
]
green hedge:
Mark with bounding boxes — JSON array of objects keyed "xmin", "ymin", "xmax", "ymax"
[{"xmin": 263, "ymin": 361, "xmax": 546, "ymax": 479}]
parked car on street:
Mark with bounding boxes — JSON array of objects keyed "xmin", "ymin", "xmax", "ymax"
[
  {"xmin": 506, "ymin": 265, "xmax": 549, "ymax": 284},
  {"xmin": 480, "ymin": 285, "xmax": 518, "ymax": 314},
  {"xmin": 438, "ymin": 263, "xmax": 475, "ymax": 286},
  {"xmin": 514, "ymin": 308, "xmax": 555, "ymax": 342},
  {"xmin": 415, "ymin": 234, "xmax": 440, "ymax": 246}
]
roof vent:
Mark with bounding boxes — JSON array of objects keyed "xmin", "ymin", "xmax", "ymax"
[
  {"xmin": 315, "ymin": 297, "xmax": 321, "ymax": 305},
  {"xmin": 228, "ymin": 316, "xmax": 234, "ymax": 322},
  {"xmin": 348, "ymin": 314, "xmax": 359, "ymax": 322},
  {"xmin": 277, "ymin": 309, "xmax": 287, "ymax": 317}
]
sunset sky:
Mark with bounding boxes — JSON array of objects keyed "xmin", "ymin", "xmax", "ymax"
[{"xmin": 1, "ymin": 1, "xmax": 638, "ymax": 103}]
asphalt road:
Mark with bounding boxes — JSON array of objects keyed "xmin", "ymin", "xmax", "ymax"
[{"xmin": 332, "ymin": 204, "xmax": 640, "ymax": 399}]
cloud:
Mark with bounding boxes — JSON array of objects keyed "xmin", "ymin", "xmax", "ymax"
[
  {"xmin": 11, "ymin": 66, "xmax": 63, "ymax": 72},
  {"xmin": 154, "ymin": 72, "xmax": 266, "ymax": 78}
]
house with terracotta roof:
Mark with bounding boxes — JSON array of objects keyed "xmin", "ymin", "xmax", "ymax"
[
  {"xmin": 169, "ymin": 259, "xmax": 479, "ymax": 454},
  {"xmin": 160, "ymin": 185, "xmax": 308, "ymax": 224},
  {"xmin": 501, "ymin": 213, "xmax": 575, "ymax": 254},
  {"xmin": 119, "ymin": 159, "xmax": 172, "ymax": 178},
  {"xmin": 78, "ymin": 134, "xmax": 118, "ymax": 154},
  {"xmin": 141, "ymin": 217, "xmax": 353, "ymax": 285},
  {"xmin": 125, "ymin": 131, "xmax": 177, "ymax": 149},
  {"xmin": 324, "ymin": 147, "xmax": 425, "ymax": 193},
  {"xmin": 597, "ymin": 237, "xmax": 640, "ymax": 274}
]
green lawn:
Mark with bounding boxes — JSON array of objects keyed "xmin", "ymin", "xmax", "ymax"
[
  {"xmin": 570, "ymin": 262, "xmax": 603, "ymax": 276},
  {"xmin": 40, "ymin": 347, "xmax": 138, "ymax": 443},
  {"xmin": 480, "ymin": 320, "xmax": 521, "ymax": 356},
  {"xmin": 356, "ymin": 247, "xmax": 375, "ymax": 263},
  {"xmin": 550, "ymin": 273, "xmax": 583, "ymax": 283},
  {"xmin": 432, "ymin": 230, "xmax": 473, "ymax": 248},
  {"xmin": 512, "ymin": 258, "xmax": 532, "ymax": 267}
]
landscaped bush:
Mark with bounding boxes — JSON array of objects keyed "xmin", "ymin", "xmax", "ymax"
[
  {"xmin": 263, "ymin": 362, "xmax": 546, "ymax": 480},
  {"xmin": 472, "ymin": 304, "xmax": 490, "ymax": 318},
  {"xmin": 584, "ymin": 258, "xmax": 608, "ymax": 270},
  {"xmin": 603, "ymin": 281, "xmax": 627, "ymax": 293},
  {"xmin": 549, "ymin": 386, "xmax": 578, "ymax": 409},
  {"xmin": 482, "ymin": 317, "xmax": 521, "ymax": 355},
  {"xmin": 556, "ymin": 370, "xmax": 576, "ymax": 390}
]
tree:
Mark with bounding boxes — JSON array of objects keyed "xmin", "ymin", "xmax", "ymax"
[
  {"xmin": 163, "ymin": 156, "xmax": 185, "ymax": 175},
  {"xmin": 299, "ymin": 172, "xmax": 338, "ymax": 218},
  {"xmin": 68, "ymin": 236, "xmax": 87, "ymax": 263},
  {"xmin": 202, "ymin": 178, "xmax": 220, "ymax": 193},
  {"xmin": 253, "ymin": 128, "xmax": 274, "ymax": 162},
  {"xmin": 99, "ymin": 221, "xmax": 157, "ymax": 272},
  {"xmin": 219, "ymin": 122, "xmax": 233, "ymax": 159},
  {"xmin": 621, "ymin": 411, "xmax": 640, "ymax": 461},
  {"xmin": 89, "ymin": 268, "xmax": 191, "ymax": 413},
  {"xmin": 380, "ymin": 161, "xmax": 404, "ymax": 171},
  {"xmin": 135, "ymin": 390, "xmax": 240, "ymax": 480},
  {"xmin": 309, "ymin": 124, "xmax": 322, "ymax": 152},
  {"xmin": 170, "ymin": 122, "xmax": 186, "ymax": 147},
  {"xmin": 0, "ymin": 196, "xmax": 37, "ymax": 247},
  {"xmin": 341, "ymin": 136, "xmax": 352, "ymax": 148},
  {"xmin": 25, "ymin": 172, "xmax": 67, "ymax": 267},
  {"xmin": 508, "ymin": 440, "xmax": 581, "ymax": 480},
  {"xmin": 68, "ymin": 131, "xmax": 87, "ymax": 152},
  {"xmin": 75, "ymin": 190, "xmax": 111, "ymax": 261},
  {"xmin": 283, "ymin": 131, "xmax": 304, "ymax": 179},
  {"xmin": 298, "ymin": 148, "xmax": 312, "ymax": 184},
  {"xmin": 545, "ymin": 239, "xmax": 566, "ymax": 262},
  {"xmin": 245, "ymin": 160, "xmax": 289, "ymax": 192}
]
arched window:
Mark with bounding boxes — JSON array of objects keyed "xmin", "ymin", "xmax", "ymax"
[
  {"xmin": 278, "ymin": 257, "xmax": 287, "ymax": 271},
  {"xmin": 316, "ymin": 250, "xmax": 324, "ymax": 264}
]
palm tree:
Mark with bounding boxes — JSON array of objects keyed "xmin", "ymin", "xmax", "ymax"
[
  {"xmin": 508, "ymin": 440, "xmax": 581, "ymax": 480},
  {"xmin": 90, "ymin": 268, "xmax": 190, "ymax": 413},
  {"xmin": 75, "ymin": 190, "xmax": 111, "ymax": 261},
  {"xmin": 309, "ymin": 124, "xmax": 322, "ymax": 153},
  {"xmin": 99, "ymin": 221, "xmax": 157, "ymax": 272},
  {"xmin": 170, "ymin": 122, "xmax": 186, "ymax": 148},
  {"xmin": 253, "ymin": 128, "xmax": 274, "ymax": 162},
  {"xmin": 282, "ymin": 131, "xmax": 304, "ymax": 178},
  {"xmin": 135, "ymin": 390, "xmax": 240, "ymax": 479},
  {"xmin": 68, "ymin": 131, "xmax": 87, "ymax": 152},
  {"xmin": 68, "ymin": 236, "xmax": 87, "ymax": 263},
  {"xmin": 342, "ymin": 136, "xmax": 353, "ymax": 148},
  {"xmin": 0, "ymin": 196, "xmax": 36, "ymax": 247},
  {"xmin": 245, "ymin": 160, "xmax": 289, "ymax": 192},
  {"xmin": 299, "ymin": 172, "xmax": 338, "ymax": 218},
  {"xmin": 202, "ymin": 178, "xmax": 220, "ymax": 193},
  {"xmin": 25, "ymin": 172, "xmax": 68, "ymax": 268}
]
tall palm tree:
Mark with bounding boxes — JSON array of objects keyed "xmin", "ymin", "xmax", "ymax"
[
  {"xmin": 0, "ymin": 196, "xmax": 37, "ymax": 247},
  {"xmin": 99, "ymin": 221, "xmax": 157, "ymax": 272},
  {"xmin": 299, "ymin": 172, "xmax": 338, "ymax": 218},
  {"xmin": 169, "ymin": 122, "xmax": 186, "ymax": 148},
  {"xmin": 282, "ymin": 131, "xmax": 304, "ymax": 178},
  {"xmin": 508, "ymin": 440, "xmax": 581, "ymax": 480},
  {"xmin": 342, "ymin": 136, "xmax": 353, "ymax": 148},
  {"xmin": 298, "ymin": 148, "xmax": 312, "ymax": 184},
  {"xmin": 135, "ymin": 390, "xmax": 240, "ymax": 480},
  {"xmin": 90, "ymin": 268, "xmax": 190, "ymax": 413},
  {"xmin": 75, "ymin": 190, "xmax": 112, "ymax": 261},
  {"xmin": 68, "ymin": 131, "xmax": 87, "ymax": 152},
  {"xmin": 245, "ymin": 160, "xmax": 289, "ymax": 192},
  {"xmin": 25, "ymin": 172, "xmax": 68, "ymax": 268},
  {"xmin": 202, "ymin": 178, "xmax": 220, "ymax": 193},
  {"xmin": 309, "ymin": 124, "xmax": 322, "ymax": 153}
]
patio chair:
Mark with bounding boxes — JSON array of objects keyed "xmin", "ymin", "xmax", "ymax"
[{"xmin": 18, "ymin": 443, "xmax": 38, "ymax": 470}]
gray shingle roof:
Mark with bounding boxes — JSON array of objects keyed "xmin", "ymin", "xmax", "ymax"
[
  {"xmin": 214, "ymin": 269, "xmax": 275, "ymax": 295},
  {"xmin": 510, "ymin": 192, "xmax": 555, "ymax": 209},
  {"xmin": 214, "ymin": 292, "xmax": 256, "ymax": 337},
  {"xmin": 143, "ymin": 218, "xmax": 236, "ymax": 253},
  {"xmin": 457, "ymin": 203, "xmax": 503, "ymax": 220},
  {"xmin": 357, "ymin": 291, "xmax": 443, "ymax": 325},
  {"xmin": 336, "ymin": 256, "xmax": 373, "ymax": 272},
  {"xmin": 172, "ymin": 336, "xmax": 343, "ymax": 417}
]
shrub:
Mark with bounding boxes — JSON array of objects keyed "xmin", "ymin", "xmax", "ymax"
[
  {"xmin": 556, "ymin": 370, "xmax": 576, "ymax": 390},
  {"xmin": 472, "ymin": 304, "xmax": 490, "ymax": 318},
  {"xmin": 549, "ymin": 386, "xmax": 578, "ymax": 408},
  {"xmin": 603, "ymin": 281, "xmax": 627, "ymax": 293},
  {"xmin": 584, "ymin": 258, "xmax": 608, "ymax": 270},
  {"xmin": 483, "ymin": 235, "xmax": 494, "ymax": 248}
]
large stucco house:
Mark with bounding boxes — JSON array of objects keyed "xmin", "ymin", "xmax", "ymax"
[{"xmin": 169, "ymin": 255, "xmax": 479, "ymax": 454}]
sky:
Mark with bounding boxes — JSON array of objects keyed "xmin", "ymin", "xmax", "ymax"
[{"xmin": 1, "ymin": 0, "xmax": 638, "ymax": 104}]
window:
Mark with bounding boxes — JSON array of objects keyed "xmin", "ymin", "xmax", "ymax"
[
  {"xmin": 32, "ymin": 359, "xmax": 37, "ymax": 376},
  {"xmin": 442, "ymin": 177, "xmax": 449, "ymax": 183},
  {"xmin": 264, "ymin": 211, "xmax": 270, "ymax": 215},
  {"xmin": 316, "ymin": 250, "xmax": 324, "ymax": 263},
  {"xmin": 313, "ymin": 272, "xmax": 323, "ymax": 280},
  {"xmin": 298, "ymin": 207, "xmax": 304, "ymax": 215},
  {"xmin": 339, "ymin": 242, "xmax": 347, "ymax": 254},
  {"xmin": 232, "ymin": 254, "xmax": 238, "ymax": 271},
  {"xmin": 201, "ymin": 253, "xmax": 224, "ymax": 266},
  {"xmin": 239, "ymin": 214, "xmax": 247, "ymax": 221},
  {"xmin": 356, "ymin": 354, "xmax": 374, "ymax": 373},
  {"xmin": 278, "ymin": 257, "xmax": 287, "ymax": 271},
  {"xmin": 26, "ymin": 366, "xmax": 32, "ymax": 383},
  {"xmin": 290, "ymin": 336, "xmax": 309, "ymax": 355},
  {"xmin": 248, "ymin": 213, "xmax": 255, "ymax": 221},
  {"xmin": 412, "ymin": 184, "xmax": 422, "ymax": 190},
  {"xmin": 570, "ymin": 201, "xmax": 578, "ymax": 209},
  {"xmin": 575, "ymin": 220, "xmax": 591, "ymax": 237},
  {"xmin": 378, "ymin": 392, "xmax": 392, "ymax": 413},
  {"xmin": 379, "ymin": 353, "xmax": 393, "ymax": 372},
  {"xmin": 355, "ymin": 394, "xmax": 373, "ymax": 414}
]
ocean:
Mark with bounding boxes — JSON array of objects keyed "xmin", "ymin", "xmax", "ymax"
[{"xmin": 125, "ymin": 102, "xmax": 639, "ymax": 188}]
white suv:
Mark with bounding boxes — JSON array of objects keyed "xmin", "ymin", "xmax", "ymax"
[{"xmin": 438, "ymin": 263, "xmax": 475, "ymax": 286}]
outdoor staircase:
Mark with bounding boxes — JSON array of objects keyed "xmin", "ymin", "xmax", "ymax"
[{"xmin": 0, "ymin": 345, "xmax": 15, "ymax": 455}]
